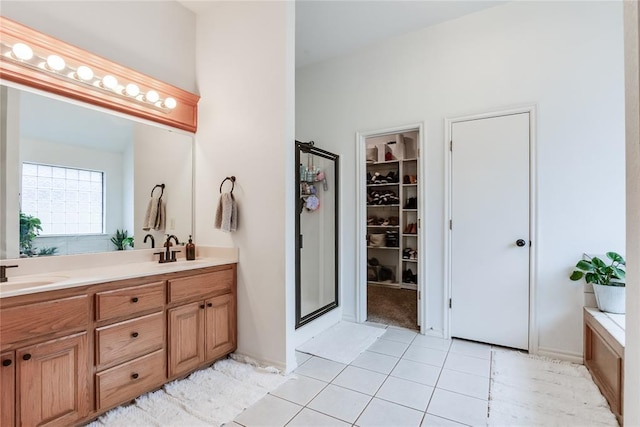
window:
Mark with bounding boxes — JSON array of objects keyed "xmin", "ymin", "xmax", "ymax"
[{"xmin": 21, "ymin": 163, "xmax": 104, "ymax": 235}]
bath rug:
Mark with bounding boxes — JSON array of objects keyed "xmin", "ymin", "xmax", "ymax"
[
  {"xmin": 85, "ymin": 356, "xmax": 289, "ymax": 426},
  {"xmin": 297, "ymin": 321, "xmax": 385, "ymax": 364},
  {"xmin": 488, "ymin": 349, "xmax": 618, "ymax": 426}
]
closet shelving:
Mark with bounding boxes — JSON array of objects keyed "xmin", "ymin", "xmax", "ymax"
[{"xmin": 366, "ymin": 133, "xmax": 419, "ymax": 291}]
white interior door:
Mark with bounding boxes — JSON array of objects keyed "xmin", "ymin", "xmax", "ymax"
[{"xmin": 450, "ymin": 113, "xmax": 530, "ymax": 350}]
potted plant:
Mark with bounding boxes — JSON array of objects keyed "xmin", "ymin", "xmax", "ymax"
[
  {"xmin": 570, "ymin": 252, "xmax": 626, "ymax": 314},
  {"xmin": 111, "ymin": 229, "xmax": 134, "ymax": 250}
]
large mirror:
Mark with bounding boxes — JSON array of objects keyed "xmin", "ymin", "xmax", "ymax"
[
  {"xmin": 0, "ymin": 84, "xmax": 193, "ymax": 259},
  {"xmin": 295, "ymin": 141, "xmax": 339, "ymax": 328}
]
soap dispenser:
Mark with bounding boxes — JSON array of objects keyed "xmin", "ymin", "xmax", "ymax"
[{"xmin": 186, "ymin": 235, "xmax": 196, "ymax": 261}]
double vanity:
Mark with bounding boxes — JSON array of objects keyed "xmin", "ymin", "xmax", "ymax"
[{"xmin": 0, "ymin": 249, "xmax": 238, "ymax": 427}]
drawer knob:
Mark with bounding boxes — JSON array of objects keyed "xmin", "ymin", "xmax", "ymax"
[
  {"xmin": 200, "ymin": 304, "xmax": 205, "ymax": 309},
  {"xmin": 131, "ymin": 332, "xmax": 139, "ymax": 338},
  {"xmin": 131, "ymin": 297, "xmax": 139, "ymax": 303},
  {"xmin": 131, "ymin": 373, "xmax": 139, "ymax": 379},
  {"xmin": 2, "ymin": 359, "xmax": 11, "ymax": 367},
  {"xmin": 207, "ymin": 302, "xmax": 213, "ymax": 307},
  {"xmin": 22, "ymin": 354, "xmax": 31, "ymax": 361}
]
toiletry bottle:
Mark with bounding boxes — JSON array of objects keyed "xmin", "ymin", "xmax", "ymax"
[{"xmin": 186, "ymin": 235, "xmax": 196, "ymax": 261}]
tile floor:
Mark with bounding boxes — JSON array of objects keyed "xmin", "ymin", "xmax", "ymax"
[{"xmin": 232, "ymin": 327, "xmax": 495, "ymax": 426}]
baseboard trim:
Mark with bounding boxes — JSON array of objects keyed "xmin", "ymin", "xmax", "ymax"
[
  {"xmin": 536, "ymin": 347, "xmax": 584, "ymax": 364},
  {"xmin": 424, "ymin": 328, "xmax": 446, "ymax": 339},
  {"xmin": 232, "ymin": 350, "xmax": 287, "ymax": 372}
]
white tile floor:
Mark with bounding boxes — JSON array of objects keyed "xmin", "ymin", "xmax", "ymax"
[{"xmin": 233, "ymin": 327, "xmax": 494, "ymax": 426}]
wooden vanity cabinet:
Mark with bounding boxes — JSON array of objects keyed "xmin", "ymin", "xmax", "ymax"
[
  {"xmin": 0, "ymin": 264, "xmax": 237, "ymax": 426},
  {"xmin": 167, "ymin": 266, "xmax": 237, "ymax": 378},
  {"xmin": 1, "ymin": 351, "xmax": 15, "ymax": 427},
  {"xmin": 0, "ymin": 295, "xmax": 90, "ymax": 427}
]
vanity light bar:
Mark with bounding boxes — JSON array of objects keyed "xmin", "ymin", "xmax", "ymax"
[{"xmin": 1, "ymin": 41, "xmax": 178, "ymax": 112}]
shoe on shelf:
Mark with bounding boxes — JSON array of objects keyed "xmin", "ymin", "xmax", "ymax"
[
  {"xmin": 403, "ymin": 248, "xmax": 412, "ymax": 259},
  {"xmin": 404, "ymin": 197, "xmax": 417, "ymax": 209},
  {"xmin": 403, "ymin": 175, "xmax": 410, "ymax": 184},
  {"xmin": 389, "ymin": 216, "xmax": 399, "ymax": 226},
  {"xmin": 367, "ymin": 216, "xmax": 377, "ymax": 225},
  {"xmin": 410, "ymin": 223, "xmax": 417, "ymax": 234},
  {"xmin": 403, "ymin": 223, "xmax": 412, "ymax": 234},
  {"xmin": 410, "ymin": 175, "xmax": 418, "ymax": 184}
]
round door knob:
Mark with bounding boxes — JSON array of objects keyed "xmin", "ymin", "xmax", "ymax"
[
  {"xmin": 131, "ymin": 373, "xmax": 139, "ymax": 379},
  {"xmin": 516, "ymin": 239, "xmax": 526, "ymax": 247},
  {"xmin": 2, "ymin": 359, "xmax": 12, "ymax": 367},
  {"xmin": 131, "ymin": 332, "xmax": 139, "ymax": 338},
  {"xmin": 200, "ymin": 304, "xmax": 205, "ymax": 309},
  {"xmin": 131, "ymin": 297, "xmax": 139, "ymax": 303},
  {"xmin": 22, "ymin": 354, "xmax": 31, "ymax": 361}
]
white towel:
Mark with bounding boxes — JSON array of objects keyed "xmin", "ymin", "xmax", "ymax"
[
  {"xmin": 215, "ymin": 192, "xmax": 238, "ymax": 232},
  {"xmin": 143, "ymin": 196, "xmax": 165, "ymax": 231}
]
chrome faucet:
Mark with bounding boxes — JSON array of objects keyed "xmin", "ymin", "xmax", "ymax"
[
  {"xmin": 143, "ymin": 234, "xmax": 155, "ymax": 248},
  {"xmin": 0, "ymin": 265, "xmax": 18, "ymax": 283}
]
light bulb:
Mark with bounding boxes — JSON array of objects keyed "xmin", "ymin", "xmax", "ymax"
[
  {"xmin": 75, "ymin": 65, "xmax": 94, "ymax": 81},
  {"xmin": 124, "ymin": 83, "xmax": 140, "ymax": 97},
  {"xmin": 12, "ymin": 43, "xmax": 33, "ymax": 61},
  {"xmin": 46, "ymin": 55, "xmax": 66, "ymax": 71},
  {"xmin": 164, "ymin": 97, "xmax": 177, "ymax": 109},
  {"xmin": 145, "ymin": 90, "xmax": 159, "ymax": 103},
  {"xmin": 101, "ymin": 75, "xmax": 118, "ymax": 90}
]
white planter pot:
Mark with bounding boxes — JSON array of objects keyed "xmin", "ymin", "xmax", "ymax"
[{"xmin": 593, "ymin": 284, "xmax": 626, "ymax": 314}]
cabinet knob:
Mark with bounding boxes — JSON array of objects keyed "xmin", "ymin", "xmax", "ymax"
[
  {"xmin": 22, "ymin": 354, "xmax": 31, "ymax": 361},
  {"xmin": 200, "ymin": 304, "xmax": 205, "ymax": 309},
  {"xmin": 2, "ymin": 359, "xmax": 11, "ymax": 367},
  {"xmin": 131, "ymin": 332, "xmax": 139, "ymax": 338},
  {"xmin": 131, "ymin": 373, "xmax": 139, "ymax": 379},
  {"xmin": 207, "ymin": 302, "xmax": 213, "ymax": 307},
  {"xmin": 131, "ymin": 297, "xmax": 139, "ymax": 303}
]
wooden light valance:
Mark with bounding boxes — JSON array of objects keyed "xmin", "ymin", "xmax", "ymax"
[{"xmin": 0, "ymin": 16, "xmax": 199, "ymax": 132}]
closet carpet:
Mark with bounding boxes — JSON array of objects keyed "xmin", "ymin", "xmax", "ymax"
[{"xmin": 367, "ymin": 285, "xmax": 418, "ymax": 330}]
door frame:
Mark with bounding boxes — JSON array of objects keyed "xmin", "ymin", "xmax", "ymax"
[
  {"xmin": 355, "ymin": 122, "xmax": 426, "ymax": 333},
  {"xmin": 444, "ymin": 105, "xmax": 539, "ymax": 353}
]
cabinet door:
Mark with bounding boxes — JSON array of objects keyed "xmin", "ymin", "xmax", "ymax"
[
  {"xmin": 1, "ymin": 351, "xmax": 15, "ymax": 427},
  {"xmin": 168, "ymin": 301, "xmax": 204, "ymax": 377},
  {"xmin": 17, "ymin": 332, "xmax": 89, "ymax": 427},
  {"xmin": 205, "ymin": 294, "xmax": 236, "ymax": 362}
]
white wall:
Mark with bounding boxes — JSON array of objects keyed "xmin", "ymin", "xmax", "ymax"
[
  {"xmin": 624, "ymin": 1, "xmax": 640, "ymax": 424},
  {"xmin": 194, "ymin": 1, "xmax": 296, "ymax": 369},
  {"xmin": 296, "ymin": 1, "xmax": 626, "ymax": 359},
  {"xmin": 0, "ymin": 1, "xmax": 196, "ymax": 92}
]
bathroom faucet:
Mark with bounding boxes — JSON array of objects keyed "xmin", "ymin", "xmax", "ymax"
[
  {"xmin": 143, "ymin": 234, "xmax": 155, "ymax": 248},
  {"xmin": 0, "ymin": 265, "xmax": 18, "ymax": 283},
  {"xmin": 164, "ymin": 235, "xmax": 180, "ymax": 262}
]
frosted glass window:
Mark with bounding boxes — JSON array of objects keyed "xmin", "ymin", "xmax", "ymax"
[{"xmin": 22, "ymin": 163, "xmax": 104, "ymax": 235}]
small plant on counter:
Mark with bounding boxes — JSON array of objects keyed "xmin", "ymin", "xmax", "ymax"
[
  {"xmin": 569, "ymin": 252, "xmax": 626, "ymax": 287},
  {"xmin": 111, "ymin": 229, "xmax": 134, "ymax": 250}
]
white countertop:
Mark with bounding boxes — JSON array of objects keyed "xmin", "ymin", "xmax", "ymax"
[{"xmin": 0, "ymin": 246, "xmax": 238, "ymax": 299}]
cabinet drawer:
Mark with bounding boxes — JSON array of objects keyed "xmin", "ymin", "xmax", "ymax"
[
  {"xmin": 168, "ymin": 268, "xmax": 233, "ymax": 303},
  {"xmin": 1, "ymin": 295, "xmax": 88, "ymax": 346},
  {"xmin": 96, "ymin": 312, "xmax": 164, "ymax": 367},
  {"xmin": 96, "ymin": 281, "xmax": 165, "ymax": 321},
  {"xmin": 96, "ymin": 349, "xmax": 165, "ymax": 410}
]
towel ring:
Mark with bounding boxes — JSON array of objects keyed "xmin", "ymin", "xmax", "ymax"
[
  {"xmin": 220, "ymin": 176, "xmax": 236, "ymax": 194},
  {"xmin": 151, "ymin": 184, "xmax": 165, "ymax": 198}
]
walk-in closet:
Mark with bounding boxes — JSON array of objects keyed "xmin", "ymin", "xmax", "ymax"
[{"xmin": 365, "ymin": 131, "xmax": 420, "ymax": 330}]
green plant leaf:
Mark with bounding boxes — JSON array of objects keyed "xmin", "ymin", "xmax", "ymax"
[
  {"xmin": 569, "ymin": 271, "xmax": 584, "ymax": 281},
  {"xmin": 612, "ymin": 266, "xmax": 626, "ymax": 279},
  {"xmin": 606, "ymin": 252, "xmax": 624, "ymax": 264},
  {"xmin": 575, "ymin": 260, "xmax": 593, "ymax": 271},
  {"xmin": 585, "ymin": 272, "xmax": 597, "ymax": 284},
  {"xmin": 591, "ymin": 257, "xmax": 606, "ymax": 269}
]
